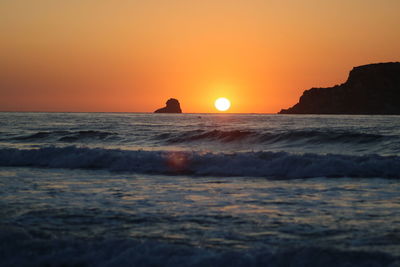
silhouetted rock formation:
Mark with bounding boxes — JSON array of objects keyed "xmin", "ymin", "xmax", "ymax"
[
  {"xmin": 279, "ymin": 62, "xmax": 400, "ymax": 114},
  {"xmin": 154, "ymin": 98, "xmax": 182, "ymax": 113}
]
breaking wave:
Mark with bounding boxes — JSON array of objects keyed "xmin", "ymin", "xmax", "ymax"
[
  {"xmin": 161, "ymin": 129, "xmax": 389, "ymax": 145},
  {"xmin": 1, "ymin": 146, "xmax": 400, "ymax": 178},
  {"xmin": 8, "ymin": 130, "xmax": 117, "ymax": 142}
]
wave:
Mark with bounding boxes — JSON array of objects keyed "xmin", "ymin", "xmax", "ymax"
[
  {"xmin": 1, "ymin": 146, "xmax": 400, "ymax": 178},
  {"xmin": 1, "ymin": 226, "xmax": 397, "ymax": 267},
  {"xmin": 8, "ymin": 130, "xmax": 117, "ymax": 142},
  {"xmin": 4, "ymin": 129, "xmax": 393, "ymax": 147},
  {"xmin": 58, "ymin": 130, "xmax": 116, "ymax": 142},
  {"xmin": 161, "ymin": 129, "xmax": 389, "ymax": 145},
  {"xmin": 0, "ymin": 231, "xmax": 397, "ymax": 267},
  {"xmin": 165, "ymin": 129, "xmax": 256, "ymax": 143}
]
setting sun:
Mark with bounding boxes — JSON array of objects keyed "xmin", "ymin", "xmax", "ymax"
[{"xmin": 215, "ymin": 97, "xmax": 231, "ymax": 111}]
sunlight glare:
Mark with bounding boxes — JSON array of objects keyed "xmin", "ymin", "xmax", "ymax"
[{"xmin": 214, "ymin": 97, "xmax": 231, "ymax": 111}]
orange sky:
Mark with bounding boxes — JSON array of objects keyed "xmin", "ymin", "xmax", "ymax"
[{"xmin": 1, "ymin": 0, "xmax": 399, "ymax": 113}]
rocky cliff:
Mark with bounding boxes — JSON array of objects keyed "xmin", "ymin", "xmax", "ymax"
[
  {"xmin": 279, "ymin": 62, "xmax": 400, "ymax": 114},
  {"xmin": 154, "ymin": 98, "xmax": 182, "ymax": 113}
]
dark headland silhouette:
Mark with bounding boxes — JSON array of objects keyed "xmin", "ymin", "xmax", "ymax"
[
  {"xmin": 154, "ymin": 98, "xmax": 182, "ymax": 113},
  {"xmin": 279, "ymin": 62, "xmax": 400, "ymax": 114}
]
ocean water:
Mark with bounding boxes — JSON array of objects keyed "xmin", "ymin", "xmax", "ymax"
[{"xmin": 0, "ymin": 112, "xmax": 400, "ymax": 266}]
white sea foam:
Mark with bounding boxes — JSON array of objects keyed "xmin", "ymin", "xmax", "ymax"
[{"xmin": 1, "ymin": 146, "xmax": 399, "ymax": 178}]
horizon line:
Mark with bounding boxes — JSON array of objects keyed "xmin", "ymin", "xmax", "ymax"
[{"xmin": 0, "ymin": 110, "xmax": 278, "ymax": 115}]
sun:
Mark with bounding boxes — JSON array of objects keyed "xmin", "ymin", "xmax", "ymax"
[{"xmin": 214, "ymin": 97, "xmax": 231, "ymax": 111}]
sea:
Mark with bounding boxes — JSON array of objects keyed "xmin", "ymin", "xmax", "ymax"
[{"xmin": 0, "ymin": 112, "xmax": 399, "ymax": 266}]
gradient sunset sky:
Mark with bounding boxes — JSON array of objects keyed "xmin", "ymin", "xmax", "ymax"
[{"xmin": 1, "ymin": 0, "xmax": 399, "ymax": 113}]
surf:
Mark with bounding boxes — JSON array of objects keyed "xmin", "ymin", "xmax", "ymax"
[{"xmin": 1, "ymin": 146, "xmax": 400, "ymax": 179}]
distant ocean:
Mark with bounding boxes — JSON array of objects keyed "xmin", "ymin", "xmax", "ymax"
[{"xmin": 1, "ymin": 112, "xmax": 399, "ymax": 266}]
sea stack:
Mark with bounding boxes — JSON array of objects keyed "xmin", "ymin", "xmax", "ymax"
[
  {"xmin": 154, "ymin": 98, "xmax": 182, "ymax": 113},
  {"xmin": 279, "ymin": 62, "xmax": 400, "ymax": 114}
]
